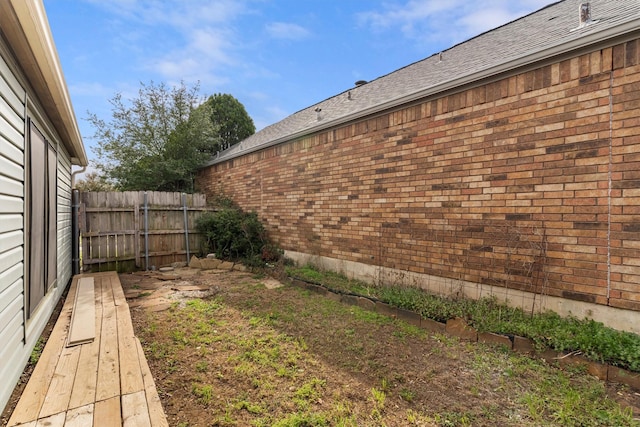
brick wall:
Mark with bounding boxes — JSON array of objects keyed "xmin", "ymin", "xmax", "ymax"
[{"xmin": 197, "ymin": 39, "xmax": 640, "ymax": 312}]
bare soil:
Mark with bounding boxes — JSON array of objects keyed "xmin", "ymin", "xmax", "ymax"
[{"xmin": 122, "ymin": 267, "xmax": 640, "ymax": 427}]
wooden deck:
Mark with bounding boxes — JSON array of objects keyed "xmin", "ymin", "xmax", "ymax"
[{"xmin": 7, "ymin": 272, "xmax": 168, "ymax": 427}]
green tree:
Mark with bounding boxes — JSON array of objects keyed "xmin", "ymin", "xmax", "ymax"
[
  {"xmin": 206, "ymin": 93, "xmax": 255, "ymax": 151},
  {"xmin": 88, "ymin": 81, "xmax": 219, "ymax": 192},
  {"xmin": 74, "ymin": 171, "xmax": 114, "ymax": 192}
]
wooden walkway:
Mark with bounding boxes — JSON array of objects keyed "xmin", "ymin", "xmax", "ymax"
[{"xmin": 7, "ymin": 272, "xmax": 168, "ymax": 427}]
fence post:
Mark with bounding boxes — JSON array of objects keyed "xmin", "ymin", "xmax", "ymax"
[
  {"xmin": 182, "ymin": 193, "xmax": 190, "ymax": 262},
  {"xmin": 144, "ymin": 191, "xmax": 149, "ymax": 270},
  {"xmin": 134, "ymin": 197, "xmax": 140, "ymax": 268}
]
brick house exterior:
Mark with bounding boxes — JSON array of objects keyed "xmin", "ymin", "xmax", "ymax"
[{"xmin": 197, "ymin": 1, "xmax": 640, "ymax": 333}]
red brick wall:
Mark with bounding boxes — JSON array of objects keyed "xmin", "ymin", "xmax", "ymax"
[{"xmin": 197, "ymin": 39, "xmax": 640, "ymax": 311}]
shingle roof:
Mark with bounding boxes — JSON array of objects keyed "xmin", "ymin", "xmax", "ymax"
[{"xmin": 206, "ymin": 0, "xmax": 640, "ymax": 166}]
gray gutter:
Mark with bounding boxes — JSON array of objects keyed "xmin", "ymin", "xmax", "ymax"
[{"xmin": 205, "ymin": 17, "xmax": 640, "ymax": 167}]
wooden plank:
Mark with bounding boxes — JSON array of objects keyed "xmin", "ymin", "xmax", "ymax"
[
  {"xmin": 110, "ymin": 273, "xmax": 127, "ymax": 307},
  {"xmin": 68, "ymin": 278, "xmax": 102, "ymax": 409},
  {"xmin": 83, "ymin": 256, "xmax": 136, "ymax": 265},
  {"xmin": 122, "ymin": 391, "xmax": 151, "ymax": 427},
  {"xmin": 84, "ymin": 207, "xmax": 136, "ymax": 213},
  {"xmin": 117, "ymin": 304, "xmax": 144, "ymax": 394},
  {"xmin": 94, "ymin": 397, "xmax": 121, "ymax": 427},
  {"xmin": 64, "ymin": 403, "xmax": 94, "ymax": 427},
  {"xmin": 67, "ymin": 277, "xmax": 95, "ymax": 346},
  {"xmin": 82, "ymin": 230, "xmax": 136, "ymax": 238},
  {"xmin": 7, "ymin": 278, "xmax": 79, "ymax": 426},
  {"xmin": 136, "ymin": 338, "xmax": 169, "ymax": 427},
  {"xmin": 38, "ymin": 344, "xmax": 81, "ymax": 418},
  {"xmin": 34, "ymin": 412, "xmax": 65, "ymax": 427},
  {"xmin": 95, "ymin": 276, "xmax": 120, "ymax": 402}
]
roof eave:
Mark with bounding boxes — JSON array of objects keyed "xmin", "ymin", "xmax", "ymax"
[
  {"xmin": 0, "ymin": 0, "xmax": 87, "ymax": 166},
  {"xmin": 205, "ymin": 17, "xmax": 640, "ymax": 168}
]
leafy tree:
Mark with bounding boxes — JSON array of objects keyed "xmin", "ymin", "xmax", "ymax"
[
  {"xmin": 206, "ymin": 93, "xmax": 255, "ymax": 151},
  {"xmin": 74, "ymin": 171, "xmax": 114, "ymax": 192},
  {"xmin": 88, "ymin": 81, "xmax": 219, "ymax": 192}
]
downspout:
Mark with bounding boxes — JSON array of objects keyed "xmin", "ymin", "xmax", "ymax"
[
  {"xmin": 70, "ymin": 166, "xmax": 87, "ymax": 188},
  {"xmin": 70, "ymin": 167, "xmax": 86, "ymax": 276},
  {"xmin": 606, "ymin": 71, "xmax": 614, "ymax": 303}
]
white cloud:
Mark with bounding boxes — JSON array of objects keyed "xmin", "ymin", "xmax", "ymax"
[
  {"xmin": 358, "ymin": 0, "xmax": 461, "ymax": 31},
  {"xmin": 358, "ymin": 0, "xmax": 553, "ymax": 46},
  {"xmin": 84, "ymin": 0, "xmax": 246, "ymax": 27},
  {"xmin": 456, "ymin": 7, "xmax": 524, "ymax": 36},
  {"xmin": 265, "ymin": 22, "xmax": 311, "ymax": 40},
  {"xmin": 81, "ymin": 0, "xmax": 251, "ymax": 86}
]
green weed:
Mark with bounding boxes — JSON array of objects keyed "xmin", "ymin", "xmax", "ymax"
[
  {"xmin": 399, "ymin": 388, "xmax": 415, "ymax": 402},
  {"xmin": 270, "ymin": 412, "xmax": 329, "ymax": 427},
  {"xmin": 434, "ymin": 411, "xmax": 474, "ymax": 426},
  {"xmin": 192, "ymin": 383, "xmax": 214, "ymax": 405},
  {"xmin": 294, "ymin": 378, "xmax": 326, "ymax": 410},
  {"xmin": 29, "ymin": 337, "xmax": 45, "ymax": 365},
  {"xmin": 370, "ymin": 387, "xmax": 386, "ymax": 420}
]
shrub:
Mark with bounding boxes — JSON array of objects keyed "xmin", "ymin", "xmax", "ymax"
[{"xmin": 196, "ymin": 201, "xmax": 280, "ymax": 263}]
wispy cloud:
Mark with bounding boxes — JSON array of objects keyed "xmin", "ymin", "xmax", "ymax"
[
  {"xmin": 82, "ymin": 0, "xmax": 251, "ymax": 85},
  {"xmin": 358, "ymin": 0, "xmax": 552, "ymax": 46},
  {"xmin": 265, "ymin": 22, "xmax": 311, "ymax": 40}
]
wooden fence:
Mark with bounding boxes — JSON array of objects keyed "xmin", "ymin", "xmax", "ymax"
[{"xmin": 79, "ymin": 191, "xmax": 213, "ymax": 272}]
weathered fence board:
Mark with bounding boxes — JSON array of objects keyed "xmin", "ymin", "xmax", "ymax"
[{"xmin": 79, "ymin": 191, "xmax": 212, "ymax": 272}]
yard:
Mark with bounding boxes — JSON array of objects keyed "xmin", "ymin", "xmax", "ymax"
[{"xmin": 121, "ymin": 267, "xmax": 639, "ymax": 427}]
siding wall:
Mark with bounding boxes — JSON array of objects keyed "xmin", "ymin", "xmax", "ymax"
[
  {"xmin": 197, "ymin": 39, "xmax": 640, "ymax": 328},
  {"xmin": 58, "ymin": 146, "xmax": 72, "ymax": 286},
  {"xmin": 0, "ymin": 36, "xmax": 74, "ymax": 413},
  {"xmin": 0, "ymin": 43, "xmax": 27, "ymax": 413}
]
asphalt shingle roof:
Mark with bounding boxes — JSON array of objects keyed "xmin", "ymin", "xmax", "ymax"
[{"xmin": 207, "ymin": 0, "xmax": 640, "ymax": 165}]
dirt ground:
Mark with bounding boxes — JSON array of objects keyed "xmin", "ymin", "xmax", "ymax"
[{"xmin": 121, "ymin": 267, "xmax": 640, "ymax": 427}]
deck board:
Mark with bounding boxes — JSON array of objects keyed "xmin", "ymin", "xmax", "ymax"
[
  {"xmin": 93, "ymin": 397, "xmax": 121, "ymax": 427},
  {"xmin": 6, "ymin": 272, "xmax": 168, "ymax": 427},
  {"xmin": 121, "ymin": 391, "xmax": 152, "ymax": 427},
  {"xmin": 64, "ymin": 404, "xmax": 93, "ymax": 427},
  {"xmin": 67, "ymin": 281, "xmax": 102, "ymax": 409},
  {"xmin": 95, "ymin": 277, "xmax": 120, "ymax": 402},
  {"xmin": 67, "ymin": 277, "xmax": 96, "ymax": 346},
  {"xmin": 38, "ymin": 345, "xmax": 81, "ymax": 418},
  {"xmin": 7, "ymin": 281, "xmax": 78, "ymax": 425}
]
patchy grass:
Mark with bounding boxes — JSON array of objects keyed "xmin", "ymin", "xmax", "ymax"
[
  {"xmin": 126, "ymin": 270, "xmax": 640, "ymax": 427},
  {"xmin": 287, "ymin": 264, "xmax": 640, "ymax": 373}
]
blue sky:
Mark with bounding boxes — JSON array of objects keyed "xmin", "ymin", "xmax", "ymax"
[{"xmin": 43, "ymin": 0, "xmax": 553, "ymax": 167}]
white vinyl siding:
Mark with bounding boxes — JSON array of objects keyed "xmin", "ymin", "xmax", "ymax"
[{"xmin": 0, "ymin": 43, "xmax": 26, "ymax": 414}]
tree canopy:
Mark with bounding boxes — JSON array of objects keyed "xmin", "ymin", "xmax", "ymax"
[
  {"xmin": 88, "ymin": 82, "xmax": 252, "ymax": 192},
  {"xmin": 206, "ymin": 93, "xmax": 255, "ymax": 151},
  {"xmin": 74, "ymin": 171, "xmax": 115, "ymax": 192}
]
